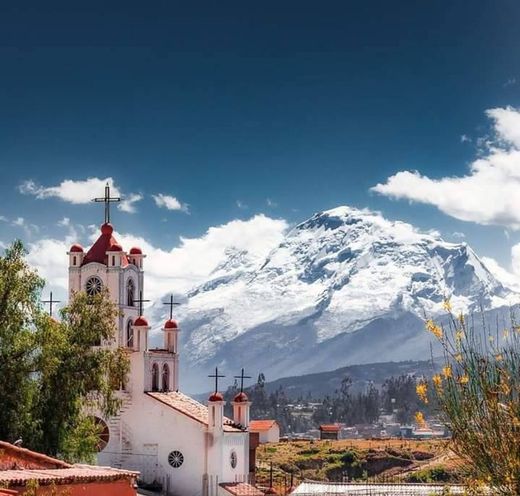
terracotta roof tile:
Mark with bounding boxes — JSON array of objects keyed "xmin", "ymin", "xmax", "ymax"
[
  {"xmin": 146, "ymin": 391, "xmax": 243, "ymax": 432},
  {"xmin": 0, "ymin": 466, "xmax": 138, "ymax": 486},
  {"xmin": 319, "ymin": 424, "xmax": 341, "ymax": 432},
  {"xmin": 220, "ymin": 482, "xmax": 264, "ymax": 496},
  {"xmin": 0, "ymin": 441, "xmax": 71, "ymax": 470},
  {"xmin": 249, "ymin": 420, "xmax": 277, "ymax": 432}
]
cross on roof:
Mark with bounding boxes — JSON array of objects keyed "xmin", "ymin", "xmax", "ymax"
[
  {"xmin": 134, "ymin": 290, "xmax": 150, "ymax": 316},
  {"xmin": 92, "ymin": 182, "xmax": 121, "ymax": 224},
  {"xmin": 42, "ymin": 291, "xmax": 60, "ymax": 317},
  {"xmin": 163, "ymin": 294, "xmax": 180, "ymax": 320},
  {"xmin": 234, "ymin": 368, "xmax": 251, "ymax": 393},
  {"xmin": 208, "ymin": 367, "xmax": 226, "ymax": 394}
]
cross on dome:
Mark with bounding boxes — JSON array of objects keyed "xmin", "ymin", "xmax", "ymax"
[
  {"xmin": 234, "ymin": 368, "xmax": 251, "ymax": 394},
  {"xmin": 208, "ymin": 367, "xmax": 225, "ymax": 394},
  {"xmin": 92, "ymin": 182, "xmax": 121, "ymax": 224},
  {"xmin": 163, "ymin": 294, "xmax": 180, "ymax": 320},
  {"xmin": 134, "ymin": 290, "xmax": 150, "ymax": 317}
]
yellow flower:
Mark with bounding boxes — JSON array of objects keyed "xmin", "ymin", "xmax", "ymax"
[
  {"xmin": 488, "ymin": 335, "xmax": 495, "ymax": 343},
  {"xmin": 443, "ymin": 299, "xmax": 452, "ymax": 312},
  {"xmin": 425, "ymin": 319, "xmax": 443, "ymax": 340},
  {"xmin": 495, "ymin": 353, "xmax": 503, "ymax": 362},
  {"xmin": 458, "ymin": 312, "xmax": 465, "ymax": 325},
  {"xmin": 454, "ymin": 353, "xmax": 463, "ymax": 363},
  {"xmin": 442, "ymin": 365, "xmax": 452, "ymax": 379},
  {"xmin": 414, "ymin": 411, "xmax": 426, "ymax": 428},
  {"xmin": 432, "ymin": 374, "xmax": 443, "ymax": 390},
  {"xmin": 416, "ymin": 382, "xmax": 429, "ymax": 403},
  {"xmin": 458, "ymin": 374, "xmax": 469, "ymax": 385},
  {"xmin": 455, "ymin": 329, "xmax": 464, "ymax": 343},
  {"xmin": 503, "ymin": 329, "xmax": 510, "ymax": 339}
]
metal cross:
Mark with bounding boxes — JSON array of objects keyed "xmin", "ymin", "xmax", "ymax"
[
  {"xmin": 92, "ymin": 182, "xmax": 121, "ymax": 224},
  {"xmin": 208, "ymin": 367, "xmax": 226, "ymax": 393},
  {"xmin": 234, "ymin": 368, "xmax": 251, "ymax": 393},
  {"xmin": 163, "ymin": 294, "xmax": 180, "ymax": 320},
  {"xmin": 42, "ymin": 291, "xmax": 60, "ymax": 317},
  {"xmin": 134, "ymin": 290, "xmax": 150, "ymax": 316}
]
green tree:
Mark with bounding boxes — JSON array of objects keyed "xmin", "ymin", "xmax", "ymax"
[
  {"xmin": 0, "ymin": 240, "xmax": 43, "ymax": 442},
  {"xmin": 0, "ymin": 241, "xmax": 129, "ymax": 462}
]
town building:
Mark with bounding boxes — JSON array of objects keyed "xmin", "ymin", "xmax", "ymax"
[
  {"xmin": 249, "ymin": 420, "xmax": 280, "ymax": 444},
  {"xmin": 318, "ymin": 424, "xmax": 340, "ymax": 441},
  {"xmin": 66, "ymin": 188, "xmax": 257, "ymax": 496}
]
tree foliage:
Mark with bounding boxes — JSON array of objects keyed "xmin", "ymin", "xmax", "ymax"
[{"xmin": 0, "ymin": 241, "xmax": 129, "ymax": 462}]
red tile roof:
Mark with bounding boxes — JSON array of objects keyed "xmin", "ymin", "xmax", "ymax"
[
  {"xmin": 0, "ymin": 441, "xmax": 71, "ymax": 470},
  {"xmin": 319, "ymin": 424, "xmax": 341, "ymax": 432},
  {"xmin": 0, "ymin": 466, "xmax": 138, "ymax": 486},
  {"xmin": 249, "ymin": 420, "xmax": 278, "ymax": 432},
  {"xmin": 82, "ymin": 223, "xmax": 129, "ymax": 267},
  {"xmin": 220, "ymin": 482, "xmax": 264, "ymax": 496},
  {"xmin": 146, "ymin": 391, "xmax": 243, "ymax": 432}
]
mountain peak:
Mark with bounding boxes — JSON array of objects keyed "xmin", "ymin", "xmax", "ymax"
[{"xmin": 149, "ymin": 205, "xmax": 516, "ymax": 392}]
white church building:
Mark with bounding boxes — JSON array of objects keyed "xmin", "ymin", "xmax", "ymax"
[{"xmin": 67, "ymin": 208, "xmax": 260, "ymax": 496}]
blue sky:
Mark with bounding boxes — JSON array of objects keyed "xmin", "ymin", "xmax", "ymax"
[{"xmin": 2, "ymin": 1, "xmax": 520, "ymax": 296}]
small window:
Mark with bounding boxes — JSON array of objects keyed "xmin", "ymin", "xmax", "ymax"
[
  {"xmin": 230, "ymin": 450, "xmax": 237, "ymax": 469},
  {"xmin": 152, "ymin": 363, "xmax": 159, "ymax": 392},
  {"xmin": 86, "ymin": 276, "xmax": 103, "ymax": 296},
  {"xmin": 127, "ymin": 279, "xmax": 135, "ymax": 306},
  {"xmin": 112, "ymin": 255, "xmax": 115, "ymax": 266},
  {"xmin": 162, "ymin": 364, "xmax": 170, "ymax": 392},
  {"xmin": 126, "ymin": 320, "xmax": 134, "ymax": 348},
  {"xmin": 73, "ymin": 256, "xmax": 77, "ymax": 265},
  {"xmin": 168, "ymin": 451, "xmax": 184, "ymax": 468}
]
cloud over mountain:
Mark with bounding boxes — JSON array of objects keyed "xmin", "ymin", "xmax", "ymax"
[{"xmin": 371, "ymin": 106, "xmax": 520, "ymax": 229}]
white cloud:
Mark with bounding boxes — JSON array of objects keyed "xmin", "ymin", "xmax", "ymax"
[
  {"xmin": 266, "ymin": 198, "xmax": 278, "ymax": 208},
  {"xmin": 57, "ymin": 217, "xmax": 70, "ymax": 227},
  {"xmin": 236, "ymin": 200, "xmax": 248, "ymax": 210},
  {"xmin": 26, "ymin": 214, "xmax": 288, "ymax": 301},
  {"xmin": 20, "ymin": 177, "xmax": 119, "ymax": 204},
  {"xmin": 118, "ymin": 193, "xmax": 143, "ymax": 214},
  {"xmin": 460, "ymin": 134, "xmax": 471, "ymax": 143},
  {"xmin": 371, "ymin": 106, "xmax": 520, "ymax": 229},
  {"xmin": 152, "ymin": 193, "xmax": 188, "ymax": 213}
]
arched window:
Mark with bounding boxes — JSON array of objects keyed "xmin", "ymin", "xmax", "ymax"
[
  {"xmin": 126, "ymin": 320, "xmax": 134, "ymax": 348},
  {"xmin": 127, "ymin": 279, "xmax": 135, "ymax": 306},
  {"xmin": 151, "ymin": 363, "xmax": 159, "ymax": 392},
  {"xmin": 162, "ymin": 364, "xmax": 170, "ymax": 392}
]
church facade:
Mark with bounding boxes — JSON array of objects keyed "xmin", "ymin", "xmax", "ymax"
[{"xmin": 67, "ymin": 220, "xmax": 257, "ymax": 496}]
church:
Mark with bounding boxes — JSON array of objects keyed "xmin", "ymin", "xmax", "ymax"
[{"xmin": 66, "ymin": 187, "xmax": 260, "ymax": 496}]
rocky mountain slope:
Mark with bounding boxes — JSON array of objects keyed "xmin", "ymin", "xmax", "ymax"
[{"xmin": 148, "ymin": 206, "xmax": 516, "ymax": 392}]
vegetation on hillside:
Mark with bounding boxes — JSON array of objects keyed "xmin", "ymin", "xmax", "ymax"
[{"xmin": 0, "ymin": 241, "xmax": 129, "ymax": 462}]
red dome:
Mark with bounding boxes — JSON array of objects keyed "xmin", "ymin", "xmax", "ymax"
[
  {"xmin": 164, "ymin": 319, "xmax": 178, "ymax": 329},
  {"xmin": 107, "ymin": 243, "xmax": 123, "ymax": 252},
  {"xmin": 208, "ymin": 392, "xmax": 224, "ymax": 402},
  {"xmin": 129, "ymin": 247, "xmax": 142, "ymax": 255},
  {"xmin": 101, "ymin": 223, "xmax": 114, "ymax": 235},
  {"xmin": 69, "ymin": 243, "xmax": 84, "ymax": 253},
  {"xmin": 233, "ymin": 392, "xmax": 249, "ymax": 403},
  {"xmin": 134, "ymin": 316, "xmax": 149, "ymax": 327}
]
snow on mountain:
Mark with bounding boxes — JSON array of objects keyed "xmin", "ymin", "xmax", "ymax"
[{"xmin": 148, "ymin": 206, "xmax": 517, "ymax": 392}]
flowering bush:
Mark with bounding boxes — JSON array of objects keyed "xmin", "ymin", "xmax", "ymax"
[{"xmin": 422, "ymin": 304, "xmax": 520, "ymax": 495}]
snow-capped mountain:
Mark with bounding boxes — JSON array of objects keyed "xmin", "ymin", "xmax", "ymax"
[{"xmin": 148, "ymin": 206, "xmax": 517, "ymax": 392}]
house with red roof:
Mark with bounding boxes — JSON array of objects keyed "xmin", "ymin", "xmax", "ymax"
[
  {"xmin": 63, "ymin": 190, "xmax": 260, "ymax": 496},
  {"xmin": 0, "ymin": 441, "xmax": 137, "ymax": 495},
  {"xmin": 319, "ymin": 424, "xmax": 341, "ymax": 440},
  {"xmin": 249, "ymin": 420, "xmax": 280, "ymax": 444}
]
